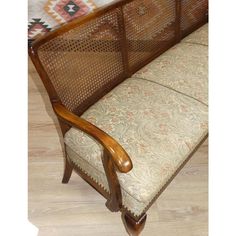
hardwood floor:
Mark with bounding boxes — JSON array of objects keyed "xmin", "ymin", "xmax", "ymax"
[{"xmin": 28, "ymin": 59, "xmax": 208, "ymax": 236}]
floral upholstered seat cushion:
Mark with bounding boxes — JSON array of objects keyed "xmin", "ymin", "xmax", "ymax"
[
  {"xmin": 64, "ymin": 78, "xmax": 208, "ymax": 217},
  {"xmin": 182, "ymin": 24, "xmax": 208, "ymax": 46},
  {"xmin": 132, "ymin": 43, "xmax": 208, "ymax": 105}
]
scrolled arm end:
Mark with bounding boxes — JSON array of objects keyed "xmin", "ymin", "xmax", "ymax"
[
  {"xmin": 105, "ymin": 140, "xmax": 133, "ymax": 173},
  {"xmin": 52, "ymin": 102, "xmax": 133, "ymax": 173}
]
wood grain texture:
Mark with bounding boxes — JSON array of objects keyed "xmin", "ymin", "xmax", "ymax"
[
  {"xmin": 53, "ymin": 102, "xmax": 133, "ymax": 174},
  {"xmin": 29, "ymin": 59, "xmax": 208, "ymax": 236},
  {"xmin": 122, "ymin": 213, "xmax": 147, "ymax": 236}
]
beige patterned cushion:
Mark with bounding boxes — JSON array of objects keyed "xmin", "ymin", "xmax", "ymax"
[
  {"xmin": 64, "ymin": 78, "xmax": 208, "ymax": 217},
  {"xmin": 132, "ymin": 43, "xmax": 208, "ymax": 105},
  {"xmin": 182, "ymin": 24, "xmax": 208, "ymax": 46}
]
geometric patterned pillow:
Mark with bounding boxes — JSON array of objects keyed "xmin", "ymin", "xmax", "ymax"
[{"xmin": 28, "ymin": 0, "xmax": 114, "ymax": 43}]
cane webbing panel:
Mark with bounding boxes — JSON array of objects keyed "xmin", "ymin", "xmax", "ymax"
[
  {"xmin": 37, "ymin": 8, "xmax": 125, "ymax": 115},
  {"xmin": 34, "ymin": 0, "xmax": 208, "ymax": 116},
  {"xmin": 123, "ymin": 0, "xmax": 176, "ymax": 70},
  {"xmin": 181, "ymin": 0, "xmax": 208, "ymax": 35}
]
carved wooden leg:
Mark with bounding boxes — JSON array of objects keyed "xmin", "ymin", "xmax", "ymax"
[
  {"xmin": 122, "ymin": 212, "xmax": 147, "ymax": 236},
  {"xmin": 62, "ymin": 157, "xmax": 73, "ymax": 184}
]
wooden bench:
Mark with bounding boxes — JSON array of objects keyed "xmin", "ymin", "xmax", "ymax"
[{"xmin": 29, "ymin": 0, "xmax": 208, "ymax": 235}]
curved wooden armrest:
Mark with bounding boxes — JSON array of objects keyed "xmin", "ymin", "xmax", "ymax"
[{"xmin": 52, "ymin": 102, "xmax": 133, "ymax": 173}]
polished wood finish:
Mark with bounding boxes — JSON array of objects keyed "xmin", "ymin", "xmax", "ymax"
[
  {"xmin": 61, "ymin": 156, "xmax": 73, "ymax": 184},
  {"xmin": 122, "ymin": 213, "xmax": 147, "ymax": 236},
  {"xmin": 53, "ymin": 102, "xmax": 130, "ymax": 212},
  {"xmin": 29, "ymin": 0, "xmax": 208, "ymax": 234},
  {"xmin": 102, "ymin": 150, "xmax": 122, "ymax": 211},
  {"xmin": 29, "ymin": 47, "xmax": 60, "ymax": 103},
  {"xmin": 53, "ymin": 102, "xmax": 133, "ymax": 174}
]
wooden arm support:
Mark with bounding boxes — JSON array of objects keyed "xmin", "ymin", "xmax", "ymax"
[
  {"xmin": 53, "ymin": 102, "xmax": 132, "ymax": 211},
  {"xmin": 52, "ymin": 102, "xmax": 133, "ymax": 173}
]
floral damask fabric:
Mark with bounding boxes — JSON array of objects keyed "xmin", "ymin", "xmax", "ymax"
[
  {"xmin": 182, "ymin": 24, "xmax": 208, "ymax": 46},
  {"xmin": 132, "ymin": 35, "xmax": 208, "ymax": 105},
  {"xmin": 28, "ymin": 0, "xmax": 114, "ymax": 40},
  {"xmin": 64, "ymin": 77, "xmax": 208, "ymax": 216}
]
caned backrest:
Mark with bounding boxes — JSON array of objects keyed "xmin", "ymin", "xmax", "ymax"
[
  {"xmin": 181, "ymin": 0, "xmax": 208, "ymax": 36},
  {"xmin": 30, "ymin": 0, "xmax": 208, "ymax": 115},
  {"xmin": 123, "ymin": 0, "xmax": 177, "ymax": 72},
  {"xmin": 34, "ymin": 8, "xmax": 126, "ymax": 115}
]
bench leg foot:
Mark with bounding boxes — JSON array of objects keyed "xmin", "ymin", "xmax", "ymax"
[
  {"xmin": 62, "ymin": 157, "xmax": 73, "ymax": 184},
  {"xmin": 122, "ymin": 212, "xmax": 147, "ymax": 236}
]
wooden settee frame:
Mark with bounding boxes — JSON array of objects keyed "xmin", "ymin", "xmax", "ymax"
[{"xmin": 29, "ymin": 0, "xmax": 208, "ymax": 234}]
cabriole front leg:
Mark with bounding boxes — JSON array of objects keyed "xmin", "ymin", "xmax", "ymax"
[
  {"xmin": 62, "ymin": 155, "xmax": 73, "ymax": 184},
  {"xmin": 102, "ymin": 150, "xmax": 122, "ymax": 212},
  {"xmin": 122, "ymin": 212, "xmax": 147, "ymax": 236}
]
